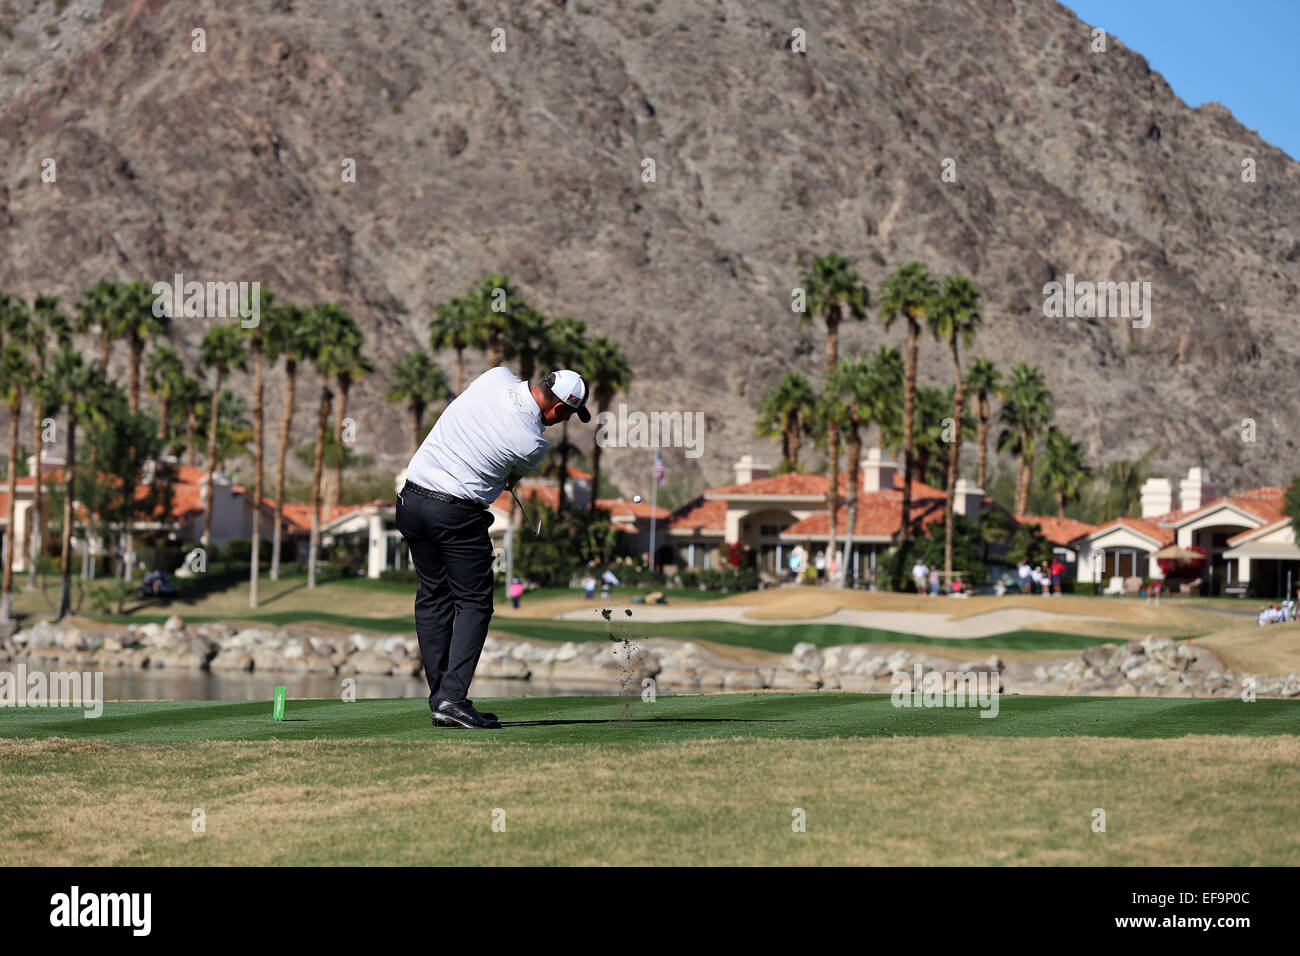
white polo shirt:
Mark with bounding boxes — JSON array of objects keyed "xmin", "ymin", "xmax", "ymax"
[{"xmin": 404, "ymin": 366, "xmax": 549, "ymax": 506}]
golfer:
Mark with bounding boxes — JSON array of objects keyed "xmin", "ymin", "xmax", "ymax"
[{"xmin": 398, "ymin": 366, "xmax": 590, "ymax": 729}]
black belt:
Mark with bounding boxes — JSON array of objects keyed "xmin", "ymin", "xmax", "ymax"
[{"xmin": 401, "ymin": 481, "xmax": 486, "ymax": 510}]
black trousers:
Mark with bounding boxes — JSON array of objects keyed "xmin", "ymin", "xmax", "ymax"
[{"xmin": 395, "ymin": 486, "xmax": 495, "ymax": 709}]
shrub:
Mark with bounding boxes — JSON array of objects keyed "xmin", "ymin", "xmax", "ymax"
[{"xmin": 225, "ymin": 538, "xmax": 252, "ymax": 563}]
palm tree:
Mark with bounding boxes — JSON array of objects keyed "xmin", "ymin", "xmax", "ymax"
[
  {"xmin": 547, "ymin": 316, "xmax": 588, "ymax": 512},
  {"xmin": 49, "ymin": 346, "xmax": 106, "ymax": 620},
  {"xmin": 470, "ymin": 275, "xmax": 524, "ymax": 370},
  {"xmin": 145, "ymin": 346, "xmax": 187, "ymax": 442},
  {"xmin": 912, "ymin": 386, "xmax": 955, "ymax": 490},
  {"xmin": 827, "ymin": 356, "xmax": 874, "ymax": 587},
  {"xmin": 387, "ymin": 348, "xmax": 448, "ymax": 457},
  {"xmin": 582, "ymin": 335, "xmax": 631, "ymax": 513},
  {"xmin": 27, "ymin": 294, "xmax": 72, "ymax": 588},
  {"xmin": 197, "ymin": 389, "xmax": 254, "ymax": 473},
  {"xmin": 118, "ymin": 280, "xmax": 171, "ymax": 413},
  {"xmin": 172, "ymin": 373, "xmax": 203, "ymax": 465},
  {"xmin": 863, "ymin": 346, "xmax": 905, "ymax": 454},
  {"xmin": 879, "ymin": 262, "xmax": 938, "ymax": 543},
  {"xmin": 246, "ymin": 291, "xmax": 275, "ymax": 609},
  {"xmin": 263, "ymin": 300, "xmax": 309, "ymax": 580},
  {"xmin": 76, "ymin": 279, "xmax": 123, "ymax": 373},
  {"xmin": 0, "ymin": 295, "xmax": 32, "ymax": 621},
  {"xmin": 965, "ymin": 357, "xmax": 1002, "ymax": 491},
  {"xmin": 198, "ymin": 324, "xmax": 249, "ymax": 548},
  {"xmin": 1102, "ymin": 449, "xmax": 1155, "ymax": 520},
  {"xmin": 1041, "ymin": 427, "xmax": 1092, "ymax": 518},
  {"xmin": 928, "ymin": 275, "xmax": 982, "ymax": 582},
  {"xmin": 303, "ymin": 306, "xmax": 349, "ymax": 588},
  {"xmin": 507, "ymin": 304, "xmax": 551, "ymax": 383},
  {"xmin": 996, "ymin": 363, "xmax": 1054, "ymax": 515},
  {"xmin": 318, "ymin": 306, "xmax": 372, "ymax": 516},
  {"xmin": 429, "ymin": 295, "xmax": 478, "ymax": 394},
  {"xmin": 799, "ymin": 253, "xmax": 870, "ymax": 571},
  {"xmin": 756, "ymin": 372, "xmax": 815, "ymax": 472}
]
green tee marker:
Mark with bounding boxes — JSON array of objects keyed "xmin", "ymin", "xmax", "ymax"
[{"xmin": 273, "ymin": 686, "xmax": 287, "ymax": 721}]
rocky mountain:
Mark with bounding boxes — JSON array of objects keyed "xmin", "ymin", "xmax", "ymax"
[{"xmin": 2, "ymin": 0, "xmax": 1297, "ymax": 500}]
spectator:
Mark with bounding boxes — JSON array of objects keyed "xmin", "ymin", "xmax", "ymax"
[
  {"xmin": 789, "ymin": 546, "xmax": 805, "ymax": 584},
  {"xmin": 582, "ymin": 575, "xmax": 597, "ymax": 599},
  {"xmin": 1146, "ymin": 579, "xmax": 1162, "ymax": 606},
  {"xmin": 1017, "ymin": 561, "xmax": 1031, "ymax": 594},
  {"xmin": 913, "ymin": 560, "xmax": 929, "ymax": 595},
  {"xmin": 1039, "ymin": 562, "xmax": 1052, "ymax": 597},
  {"xmin": 508, "ymin": 577, "xmax": 524, "ymax": 609},
  {"xmin": 1050, "ymin": 558, "xmax": 1065, "ymax": 596},
  {"xmin": 830, "ymin": 551, "xmax": 841, "ymax": 587},
  {"xmin": 815, "ymin": 550, "xmax": 827, "ymax": 584},
  {"xmin": 952, "ymin": 576, "xmax": 964, "ymax": 596},
  {"xmin": 1030, "ymin": 564, "xmax": 1044, "ymax": 595},
  {"xmin": 929, "ymin": 567, "xmax": 940, "ymax": 596}
]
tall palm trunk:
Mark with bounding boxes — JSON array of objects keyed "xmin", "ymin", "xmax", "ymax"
[
  {"xmin": 57, "ymin": 414, "xmax": 77, "ymax": 620},
  {"xmin": 824, "ymin": 312, "xmax": 840, "ymax": 578},
  {"xmin": 454, "ymin": 347, "xmax": 465, "ymax": 394},
  {"xmin": 201, "ymin": 369, "xmax": 224, "ymax": 548},
  {"xmin": 156, "ymin": 395, "xmax": 169, "ymax": 440},
  {"xmin": 1014, "ymin": 437, "xmax": 1033, "ymax": 515},
  {"xmin": 900, "ymin": 322, "xmax": 919, "ymax": 542},
  {"xmin": 27, "ymin": 385, "xmax": 44, "ymax": 589},
  {"xmin": 271, "ymin": 358, "xmax": 296, "ymax": 580},
  {"xmin": 589, "ymin": 398, "xmax": 607, "ymax": 513},
  {"xmin": 840, "ymin": 418, "xmax": 861, "ymax": 589},
  {"xmin": 329, "ymin": 377, "xmax": 350, "ymax": 515},
  {"xmin": 944, "ymin": 343, "xmax": 965, "ymax": 582},
  {"xmin": 789, "ymin": 416, "xmax": 802, "ymax": 470},
  {"xmin": 2, "ymin": 393, "xmax": 20, "ymax": 621},
  {"xmin": 307, "ymin": 387, "xmax": 332, "ymax": 589},
  {"xmin": 409, "ymin": 401, "xmax": 424, "ymax": 459},
  {"xmin": 558, "ymin": 422, "xmax": 570, "ymax": 512},
  {"xmin": 487, "ymin": 332, "xmax": 503, "ymax": 368},
  {"xmin": 976, "ymin": 396, "xmax": 990, "ymax": 490},
  {"xmin": 186, "ymin": 408, "xmax": 197, "ymax": 467},
  {"xmin": 249, "ymin": 348, "xmax": 264, "ymax": 608},
  {"xmin": 128, "ymin": 335, "xmax": 142, "ymax": 413}
]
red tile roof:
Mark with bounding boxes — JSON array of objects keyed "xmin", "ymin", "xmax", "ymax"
[
  {"xmin": 1088, "ymin": 516, "xmax": 1176, "ymax": 546},
  {"xmin": 706, "ymin": 469, "xmax": 948, "ymax": 500},
  {"xmin": 784, "ymin": 495, "xmax": 946, "ymax": 538},
  {"xmin": 596, "ymin": 497, "xmax": 672, "ymax": 521},
  {"xmin": 667, "ymin": 497, "xmax": 728, "ymax": 533},
  {"xmin": 1014, "ymin": 515, "xmax": 1098, "ymax": 546},
  {"xmin": 1189, "ymin": 487, "xmax": 1287, "ymax": 525}
]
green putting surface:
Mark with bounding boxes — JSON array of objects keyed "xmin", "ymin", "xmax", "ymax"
[{"xmin": 3, "ymin": 693, "xmax": 1297, "ymax": 743}]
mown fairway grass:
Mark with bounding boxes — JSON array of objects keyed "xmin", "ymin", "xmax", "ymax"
[
  {"xmin": 3, "ymin": 695, "xmax": 1299, "ymax": 865},
  {"xmin": 4, "ymin": 693, "xmax": 1299, "ymax": 743}
]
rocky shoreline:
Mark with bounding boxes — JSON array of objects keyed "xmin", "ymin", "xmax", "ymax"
[{"xmin": 3, "ymin": 618, "xmax": 1297, "ymax": 700}]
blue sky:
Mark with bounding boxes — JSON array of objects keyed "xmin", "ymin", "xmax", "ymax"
[{"xmin": 1061, "ymin": 0, "xmax": 1298, "ymax": 159}]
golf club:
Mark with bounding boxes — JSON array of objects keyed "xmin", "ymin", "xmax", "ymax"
[{"xmin": 510, "ymin": 486, "xmax": 541, "ymax": 536}]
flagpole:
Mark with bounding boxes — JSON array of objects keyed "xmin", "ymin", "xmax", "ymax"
[{"xmin": 649, "ymin": 451, "xmax": 658, "ymax": 572}]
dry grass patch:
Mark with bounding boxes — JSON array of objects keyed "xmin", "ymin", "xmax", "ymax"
[{"xmin": 3, "ymin": 735, "xmax": 1296, "ymax": 866}]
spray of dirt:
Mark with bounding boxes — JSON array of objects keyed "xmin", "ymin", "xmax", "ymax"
[{"xmin": 601, "ymin": 606, "xmax": 642, "ymax": 725}]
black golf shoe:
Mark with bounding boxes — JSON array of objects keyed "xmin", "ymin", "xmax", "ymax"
[{"xmin": 432, "ymin": 699, "xmax": 502, "ymax": 729}]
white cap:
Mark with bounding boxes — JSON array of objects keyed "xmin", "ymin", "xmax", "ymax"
[{"xmin": 547, "ymin": 370, "xmax": 590, "ymax": 422}]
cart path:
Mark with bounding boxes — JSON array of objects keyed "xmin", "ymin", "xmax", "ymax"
[{"xmin": 552, "ymin": 603, "xmax": 1112, "ymax": 639}]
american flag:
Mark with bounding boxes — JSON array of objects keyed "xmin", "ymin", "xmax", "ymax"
[{"xmin": 654, "ymin": 450, "xmax": 665, "ymax": 487}]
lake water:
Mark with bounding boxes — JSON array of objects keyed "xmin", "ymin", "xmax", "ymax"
[{"xmin": 11, "ymin": 666, "xmax": 618, "ymax": 702}]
